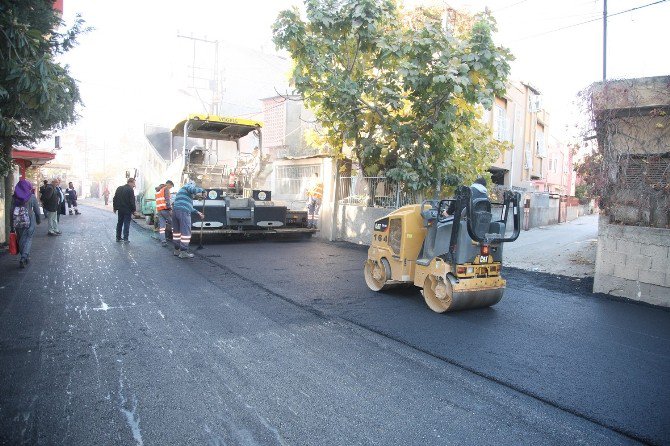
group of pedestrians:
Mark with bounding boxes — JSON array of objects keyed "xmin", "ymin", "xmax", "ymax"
[
  {"xmin": 112, "ymin": 178, "xmax": 204, "ymax": 259},
  {"xmin": 9, "ymin": 178, "xmax": 81, "ymax": 268}
]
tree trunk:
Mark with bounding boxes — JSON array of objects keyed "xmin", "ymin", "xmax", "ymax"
[
  {"xmin": 329, "ymin": 137, "xmax": 345, "ymax": 242},
  {"xmin": 2, "ymin": 138, "xmax": 13, "ymax": 244}
]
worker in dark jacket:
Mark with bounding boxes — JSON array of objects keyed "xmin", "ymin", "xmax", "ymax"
[
  {"xmin": 113, "ymin": 178, "xmax": 136, "ymax": 243},
  {"xmin": 42, "ymin": 179, "xmax": 61, "ymax": 235}
]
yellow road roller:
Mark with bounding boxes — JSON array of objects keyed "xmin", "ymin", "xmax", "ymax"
[{"xmin": 364, "ymin": 186, "xmax": 521, "ymax": 313}]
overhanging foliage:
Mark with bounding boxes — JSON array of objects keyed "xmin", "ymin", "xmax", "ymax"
[
  {"xmin": 273, "ymin": 0, "xmax": 512, "ymax": 194},
  {"xmin": 0, "ymin": 0, "xmax": 88, "ymax": 176}
]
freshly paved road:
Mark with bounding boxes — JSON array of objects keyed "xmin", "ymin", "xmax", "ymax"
[{"xmin": 0, "ymin": 205, "xmax": 667, "ymax": 445}]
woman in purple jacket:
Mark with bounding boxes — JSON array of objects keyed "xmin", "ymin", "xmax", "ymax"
[{"xmin": 11, "ymin": 179, "xmax": 41, "ymax": 268}]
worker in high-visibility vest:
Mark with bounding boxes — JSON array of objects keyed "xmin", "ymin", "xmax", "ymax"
[
  {"xmin": 306, "ymin": 172, "xmax": 323, "ymax": 229},
  {"xmin": 155, "ymin": 180, "xmax": 174, "ymax": 246}
]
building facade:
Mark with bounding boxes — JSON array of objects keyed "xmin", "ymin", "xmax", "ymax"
[
  {"xmin": 485, "ymin": 81, "xmax": 574, "ymax": 195},
  {"xmin": 261, "ymin": 95, "xmax": 318, "ymax": 159}
]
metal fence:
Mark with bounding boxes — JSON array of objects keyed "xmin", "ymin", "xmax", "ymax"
[
  {"xmin": 274, "ymin": 164, "xmax": 321, "ymax": 196},
  {"xmin": 338, "ymin": 176, "xmax": 422, "ymax": 209},
  {"xmin": 274, "ymin": 177, "xmax": 305, "ymax": 196}
]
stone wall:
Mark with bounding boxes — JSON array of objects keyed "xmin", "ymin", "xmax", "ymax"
[
  {"xmin": 593, "ymin": 216, "xmax": 670, "ymax": 307},
  {"xmin": 336, "ymin": 205, "xmax": 390, "ymax": 245},
  {"xmin": 527, "ymin": 193, "xmax": 559, "ymax": 228},
  {"xmin": 566, "ymin": 205, "xmax": 579, "ymax": 222}
]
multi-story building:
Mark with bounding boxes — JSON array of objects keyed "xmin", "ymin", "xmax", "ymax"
[
  {"xmin": 486, "ymin": 81, "xmax": 573, "ymax": 194},
  {"xmin": 261, "ymin": 95, "xmax": 318, "ymax": 159},
  {"xmin": 544, "ymin": 135, "xmax": 575, "ymax": 196}
]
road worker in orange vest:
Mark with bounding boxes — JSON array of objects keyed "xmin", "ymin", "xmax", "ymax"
[
  {"xmin": 306, "ymin": 172, "xmax": 323, "ymax": 229},
  {"xmin": 155, "ymin": 180, "xmax": 174, "ymax": 246}
]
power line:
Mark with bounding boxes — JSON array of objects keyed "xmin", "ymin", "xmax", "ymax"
[
  {"xmin": 513, "ymin": 0, "xmax": 668, "ymax": 41},
  {"xmin": 493, "ymin": 0, "xmax": 531, "ymax": 13}
]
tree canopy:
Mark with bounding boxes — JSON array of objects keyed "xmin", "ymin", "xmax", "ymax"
[
  {"xmin": 273, "ymin": 0, "xmax": 512, "ymax": 194},
  {"xmin": 0, "ymin": 0, "xmax": 87, "ymax": 176}
]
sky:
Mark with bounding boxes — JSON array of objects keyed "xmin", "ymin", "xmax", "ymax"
[{"xmin": 56, "ymin": 0, "xmax": 669, "ymax": 145}]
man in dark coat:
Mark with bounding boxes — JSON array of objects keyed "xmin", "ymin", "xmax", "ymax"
[
  {"xmin": 41, "ymin": 179, "xmax": 61, "ymax": 235},
  {"xmin": 113, "ymin": 178, "xmax": 136, "ymax": 243},
  {"xmin": 39, "ymin": 179, "xmax": 48, "ymax": 218}
]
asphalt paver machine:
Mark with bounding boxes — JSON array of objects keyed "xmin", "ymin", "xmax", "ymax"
[
  {"xmin": 364, "ymin": 186, "xmax": 521, "ymax": 312},
  {"xmin": 167, "ymin": 114, "xmax": 315, "ymax": 239}
]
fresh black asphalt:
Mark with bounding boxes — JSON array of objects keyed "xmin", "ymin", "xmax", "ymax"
[
  {"xmin": 0, "ymin": 205, "xmax": 667, "ymax": 445},
  {"xmin": 193, "ymin": 226, "xmax": 670, "ymax": 445}
]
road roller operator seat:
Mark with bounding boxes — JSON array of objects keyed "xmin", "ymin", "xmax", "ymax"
[{"xmin": 418, "ymin": 185, "xmax": 516, "ymax": 266}]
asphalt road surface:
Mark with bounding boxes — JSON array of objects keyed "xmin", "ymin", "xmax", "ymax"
[{"xmin": 0, "ymin": 206, "xmax": 668, "ymax": 445}]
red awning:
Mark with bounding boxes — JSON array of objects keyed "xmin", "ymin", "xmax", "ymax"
[
  {"xmin": 12, "ymin": 149, "xmax": 56, "ymax": 178},
  {"xmin": 11, "ymin": 149, "xmax": 56, "ymax": 165}
]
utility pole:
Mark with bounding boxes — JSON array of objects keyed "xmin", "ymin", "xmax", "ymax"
[
  {"xmin": 177, "ymin": 34, "xmax": 221, "ymax": 114},
  {"xmin": 603, "ymin": 0, "xmax": 607, "ymax": 81}
]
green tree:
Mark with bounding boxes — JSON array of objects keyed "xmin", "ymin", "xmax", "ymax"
[
  {"xmin": 273, "ymin": 0, "xmax": 512, "ymax": 195},
  {"xmin": 1, "ymin": 1, "xmax": 87, "ymax": 236}
]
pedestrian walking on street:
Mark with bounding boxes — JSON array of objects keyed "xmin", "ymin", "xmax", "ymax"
[
  {"xmin": 41, "ymin": 179, "xmax": 61, "ymax": 236},
  {"xmin": 155, "ymin": 180, "xmax": 174, "ymax": 247},
  {"xmin": 56, "ymin": 179, "xmax": 66, "ymax": 222},
  {"xmin": 11, "ymin": 180, "xmax": 41, "ymax": 268},
  {"xmin": 39, "ymin": 179, "xmax": 48, "ymax": 218},
  {"xmin": 113, "ymin": 178, "xmax": 136, "ymax": 243},
  {"xmin": 103, "ymin": 186, "xmax": 110, "ymax": 206},
  {"xmin": 171, "ymin": 182, "xmax": 204, "ymax": 258},
  {"xmin": 305, "ymin": 172, "xmax": 323, "ymax": 229},
  {"xmin": 65, "ymin": 182, "xmax": 81, "ymax": 215}
]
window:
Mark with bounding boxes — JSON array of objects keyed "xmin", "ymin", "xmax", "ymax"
[
  {"xmin": 274, "ymin": 164, "xmax": 321, "ymax": 195},
  {"xmin": 388, "ymin": 218, "xmax": 402, "ymax": 255},
  {"xmin": 535, "ymin": 128, "xmax": 546, "ymax": 158},
  {"xmin": 621, "ymin": 155, "xmax": 670, "ymax": 188},
  {"xmin": 493, "ymin": 104, "xmax": 507, "ymax": 141},
  {"xmin": 524, "ymin": 143, "xmax": 532, "ymax": 170}
]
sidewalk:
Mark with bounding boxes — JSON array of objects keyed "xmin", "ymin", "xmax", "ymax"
[{"xmin": 505, "ymin": 214, "xmax": 599, "ymax": 277}]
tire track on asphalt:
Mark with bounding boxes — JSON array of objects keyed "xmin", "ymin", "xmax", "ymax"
[{"xmin": 188, "ymin": 247, "xmax": 652, "ymax": 446}]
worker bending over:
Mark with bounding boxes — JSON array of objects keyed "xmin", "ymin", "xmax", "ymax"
[{"xmin": 171, "ymin": 182, "xmax": 204, "ymax": 259}]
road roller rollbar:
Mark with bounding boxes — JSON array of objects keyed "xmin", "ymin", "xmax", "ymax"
[{"xmin": 436, "ymin": 186, "xmax": 521, "ymax": 268}]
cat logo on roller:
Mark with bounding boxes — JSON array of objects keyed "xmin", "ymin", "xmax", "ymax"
[{"xmin": 364, "ymin": 184, "xmax": 522, "ymax": 313}]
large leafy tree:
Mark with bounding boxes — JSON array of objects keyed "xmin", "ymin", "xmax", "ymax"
[
  {"xmin": 0, "ymin": 0, "xmax": 86, "ymax": 238},
  {"xmin": 273, "ymin": 0, "xmax": 511, "ymax": 195}
]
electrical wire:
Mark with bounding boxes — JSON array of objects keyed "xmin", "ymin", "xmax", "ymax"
[
  {"xmin": 493, "ymin": 0, "xmax": 531, "ymax": 13},
  {"xmin": 232, "ymin": 99, "xmax": 286, "ymax": 119},
  {"xmin": 513, "ymin": 0, "xmax": 669, "ymax": 41}
]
